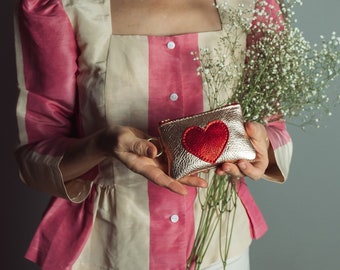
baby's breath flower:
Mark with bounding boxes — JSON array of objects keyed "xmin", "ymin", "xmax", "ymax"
[
  {"xmin": 197, "ymin": 0, "xmax": 340, "ymax": 128},
  {"xmin": 189, "ymin": 1, "xmax": 340, "ymax": 269}
]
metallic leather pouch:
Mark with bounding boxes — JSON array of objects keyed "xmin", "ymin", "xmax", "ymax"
[{"xmin": 158, "ymin": 104, "xmax": 256, "ymax": 179}]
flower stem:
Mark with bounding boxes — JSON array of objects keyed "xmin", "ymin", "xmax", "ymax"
[{"xmin": 187, "ymin": 175, "xmax": 238, "ymax": 270}]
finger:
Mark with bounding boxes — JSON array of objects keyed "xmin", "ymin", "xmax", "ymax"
[
  {"xmin": 217, "ymin": 162, "xmax": 244, "ymax": 178},
  {"xmin": 113, "ymin": 128, "xmax": 157, "ymax": 158},
  {"xmin": 146, "ymin": 138, "xmax": 164, "ymax": 158},
  {"xmin": 135, "ymin": 159, "xmax": 208, "ymax": 194},
  {"xmin": 128, "ymin": 138, "xmax": 158, "ymax": 158},
  {"xmin": 127, "ymin": 156, "xmax": 187, "ymax": 195},
  {"xmin": 244, "ymin": 122, "xmax": 269, "ymax": 170},
  {"xmin": 178, "ymin": 175, "xmax": 208, "ymax": 188},
  {"xmin": 237, "ymin": 160, "xmax": 266, "ymax": 180},
  {"xmin": 140, "ymin": 163, "xmax": 207, "ymax": 192},
  {"xmin": 149, "ymin": 168, "xmax": 188, "ymax": 195}
]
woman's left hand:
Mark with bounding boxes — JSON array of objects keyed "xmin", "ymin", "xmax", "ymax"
[{"xmin": 216, "ymin": 122, "xmax": 270, "ymax": 180}]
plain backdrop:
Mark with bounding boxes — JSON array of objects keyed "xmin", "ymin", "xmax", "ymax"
[{"xmin": 1, "ymin": 1, "xmax": 340, "ymax": 269}]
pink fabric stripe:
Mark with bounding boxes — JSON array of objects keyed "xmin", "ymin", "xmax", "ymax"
[
  {"xmin": 247, "ymin": 0, "xmax": 284, "ymax": 56},
  {"xmin": 237, "ymin": 179, "xmax": 268, "ymax": 239},
  {"xmin": 254, "ymin": 0, "xmax": 284, "ymax": 30},
  {"xmin": 147, "ymin": 34, "xmax": 203, "ymax": 136},
  {"xmin": 19, "ymin": 0, "xmax": 78, "ymax": 154},
  {"xmin": 147, "ymin": 34, "xmax": 202, "ymax": 269},
  {"xmin": 265, "ymin": 120, "xmax": 291, "ymax": 150},
  {"xmin": 147, "ymin": 183, "xmax": 197, "ymax": 270},
  {"xmin": 25, "ymin": 190, "xmax": 96, "ymax": 270}
]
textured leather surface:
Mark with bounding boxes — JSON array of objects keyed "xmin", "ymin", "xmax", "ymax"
[{"xmin": 158, "ymin": 104, "xmax": 256, "ymax": 179}]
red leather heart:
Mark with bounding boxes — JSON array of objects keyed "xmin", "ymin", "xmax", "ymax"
[{"xmin": 182, "ymin": 120, "xmax": 229, "ymax": 164}]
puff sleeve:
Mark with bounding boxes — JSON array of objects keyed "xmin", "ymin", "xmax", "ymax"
[{"xmin": 14, "ymin": 0, "xmax": 92, "ymax": 202}]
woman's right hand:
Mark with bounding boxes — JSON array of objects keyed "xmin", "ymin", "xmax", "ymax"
[{"xmin": 95, "ymin": 126, "xmax": 208, "ymax": 195}]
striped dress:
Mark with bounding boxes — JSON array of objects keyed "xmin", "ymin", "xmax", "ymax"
[{"xmin": 14, "ymin": 0, "xmax": 292, "ymax": 269}]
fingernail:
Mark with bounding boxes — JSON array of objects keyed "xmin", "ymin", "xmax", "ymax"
[
  {"xmin": 239, "ymin": 162, "xmax": 246, "ymax": 170},
  {"xmin": 201, "ymin": 181, "xmax": 208, "ymax": 188},
  {"xmin": 147, "ymin": 147, "xmax": 156, "ymax": 158}
]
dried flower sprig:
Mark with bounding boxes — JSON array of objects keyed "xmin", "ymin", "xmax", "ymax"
[
  {"xmin": 236, "ymin": 6, "xmax": 340, "ymax": 127},
  {"xmin": 188, "ymin": 0, "xmax": 340, "ymax": 269},
  {"xmin": 197, "ymin": 0, "xmax": 340, "ymax": 127}
]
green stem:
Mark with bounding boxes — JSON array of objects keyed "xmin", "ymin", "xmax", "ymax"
[{"xmin": 187, "ymin": 175, "xmax": 238, "ymax": 270}]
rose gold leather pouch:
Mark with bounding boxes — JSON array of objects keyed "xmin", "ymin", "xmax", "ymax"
[{"xmin": 158, "ymin": 104, "xmax": 256, "ymax": 179}]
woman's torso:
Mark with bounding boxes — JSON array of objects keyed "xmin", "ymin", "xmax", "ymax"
[{"xmin": 32, "ymin": 0, "xmax": 255, "ymax": 269}]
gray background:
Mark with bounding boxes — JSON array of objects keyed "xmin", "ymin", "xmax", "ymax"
[{"xmin": 1, "ymin": 1, "xmax": 340, "ymax": 269}]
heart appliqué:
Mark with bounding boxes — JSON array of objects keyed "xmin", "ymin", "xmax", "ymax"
[{"xmin": 182, "ymin": 120, "xmax": 229, "ymax": 164}]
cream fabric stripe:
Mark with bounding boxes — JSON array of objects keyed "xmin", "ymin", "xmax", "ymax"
[
  {"xmin": 194, "ymin": 171, "xmax": 252, "ymax": 267},
  {"xmin": 201, "ymin": 248, "xmax": 250, "ymax": 270},
  {"xmin": 198, "ymin": 0, "xmax": 255, "ymax": 111},
  {"xmin": 14, "ymin": 9, "xmax": 28, "ymax": 145},
  {"xmin": 73, "ymin": 34, "xmax": 151, "ymax": 268},
  {"xmin": 105, "ymin": 35, "xmax": 150, "ymax": 269},
  {"xmin": 272, "ymin": 142, "xmax": 293, "ymax": 181},
  {"xmin": 198, "ymin": 30, "xmax": 226, "ymax": 111},
  {"xmin": 110, "ymin": 164, "xmax": 150, "ymax": 269},
  {"xmin": 105, "ymin": 35, "xmax": 150, "ymax": 132},
  {"xmin": 194, "ymin": 1, "xmax": 255, "ymax": 265},
  {"xmin": 63, "ymin": 0, "xmax": 151, "ymax": 267},
  {"xmin": 63, "ymin": 0, "xmax": 112, "ymax": 135}
]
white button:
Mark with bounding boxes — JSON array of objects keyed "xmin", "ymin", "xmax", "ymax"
[
  {"xmin": 167, "ymin": 41, "xmax": 176, "ymax": 49},
  {"xmin": 169, "ymin": 93, "xmax": 179, "ymax": 101},
  {"xmin": 170, "ymin": 214, "xmax": 179, "ymax": 223}
]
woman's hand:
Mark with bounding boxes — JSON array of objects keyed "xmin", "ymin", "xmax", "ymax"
[
  {"xmin": 216, "ymin": 122, "xmax": 270, "ymax": 180},
  {"xmin": 96, "ymin": 126, "xmax": 208, "ymax": 195}
]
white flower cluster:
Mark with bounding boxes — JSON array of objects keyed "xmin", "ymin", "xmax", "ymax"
[
  {"xmin": 188, "ymin": 2, "xmax": 340, "ymax": 269},
  {"xmin": 197, "ymin": 0, "xmax": 340, "ymax": 128}
]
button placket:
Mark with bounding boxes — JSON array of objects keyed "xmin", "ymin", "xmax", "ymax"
[{"xmin": 165, "ymin": 39, "xmax": 182, "ymax": 109}]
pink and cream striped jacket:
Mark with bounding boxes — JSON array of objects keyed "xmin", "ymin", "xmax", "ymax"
[{"xmin": 14, "ymin": 0, "xmax": 292, "ymax": 269}]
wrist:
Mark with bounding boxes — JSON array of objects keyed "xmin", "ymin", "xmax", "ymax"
[{"xmin": 92, "ymin": 128, "xmax": 114, "ymax": 158}]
